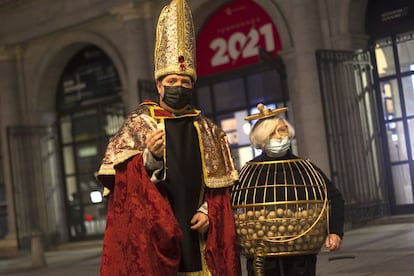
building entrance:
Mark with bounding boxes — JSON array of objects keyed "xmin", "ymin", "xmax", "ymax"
[{"xmin": 56, "ymin": 45, "xmax": 124, "ymax": 240}]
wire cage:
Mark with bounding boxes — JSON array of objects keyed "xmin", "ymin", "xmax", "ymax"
[{"xmin": 231, "ymin": 158, "xmax": 329, "ymax": 261}]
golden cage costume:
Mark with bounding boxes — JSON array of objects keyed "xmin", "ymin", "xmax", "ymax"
[{"xmin": 230, "ymin": 104, "xmax": 344, "ymax": 275}]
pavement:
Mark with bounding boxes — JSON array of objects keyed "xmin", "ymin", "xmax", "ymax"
[
  {"xmin": 316, "ymin": 221, "xmax": 414, "ymax": 276},
  {"xmin": 0, "ymin": 240, "xmax": 102, "ymax": 276},
  {"xmin": 0, "ymin": 216, "xmax": 414, "ymax": 276}
]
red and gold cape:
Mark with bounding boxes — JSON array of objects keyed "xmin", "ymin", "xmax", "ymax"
[{"xmin": 97, "ymin": 102, "xmax": 241, "ymax": 275}]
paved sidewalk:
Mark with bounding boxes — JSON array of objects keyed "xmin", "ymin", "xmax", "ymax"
[
  {"xmin": 0, "ymin": 241, "xmax": 102, "ymax": 276},
  {"xmin": 316, "ymin": 222, "xmax": 414, "ymax": 276},
  {"xmin": 1, "ymin": 219, "xmax": 414, "ymax": 275}
]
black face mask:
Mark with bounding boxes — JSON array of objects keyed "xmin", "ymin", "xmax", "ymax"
[{"xmin": 162, "ymin": 86, "xmax": 193, "ymax": 110}]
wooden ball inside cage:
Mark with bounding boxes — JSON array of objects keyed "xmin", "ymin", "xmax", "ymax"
[{"xmin": 231, "ymin": 158, "xmax": 329, "ymax": 274}]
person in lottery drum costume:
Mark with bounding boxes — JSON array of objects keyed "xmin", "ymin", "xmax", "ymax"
[
  {"xmin": 97, "ymin": 0, "xmax": 241, "ymax": 275},
  {"xmin": 232, "ymin": 104, "xmax": 344, "ymax": 276}
]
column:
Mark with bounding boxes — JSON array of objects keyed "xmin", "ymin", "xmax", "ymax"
[
  {"xmin": 111, "ymin": 2, "xmax": 154, "ymax": 113},
  {"xmin": 288, "ymin": 0, "xmax": 330, "ymax": 173},
  {"xmin": 0, "ymin": 46, "xmax": 22, "ymax": 254}
]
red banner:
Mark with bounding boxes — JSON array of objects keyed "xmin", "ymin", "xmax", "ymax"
[{"xmin": 196, "ymin": 0, "xmax": 282, "ymax": 78}]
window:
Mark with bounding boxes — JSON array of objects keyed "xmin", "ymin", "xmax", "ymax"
[
  {"xmin": 374, "ymin": 30, "xmax": 414, "ymax": 206},
  {"xmin": 195, "ymin": 65, "xmax": 289, "ymax": 169}
]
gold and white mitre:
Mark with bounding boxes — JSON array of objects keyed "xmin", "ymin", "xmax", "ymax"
[{"xmin": 154, "ymin": 0, "xmax": 197, "ymax": 81}]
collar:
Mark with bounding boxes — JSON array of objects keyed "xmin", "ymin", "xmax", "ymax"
[{"xmin": 149, "ymin": 104, "xmax": 201, "ymax": 119}]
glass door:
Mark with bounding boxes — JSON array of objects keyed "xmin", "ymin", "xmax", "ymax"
[
  {"xmin": 374, "ymin": 31, "xmax": 414, "ymax": 212},
  {"xmin": 59, "ymin": 103, "xmax": 125, "ymax": 239}
]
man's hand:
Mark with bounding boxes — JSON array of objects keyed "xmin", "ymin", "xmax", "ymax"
[
  {"xmin": 325, "ymin": 233, "xmax": 342, "ymax": 251},
  {"xmin": 145, "ymin": 129, "xmax": 165, "ymax": 159},
  {"xmin": 190, "ymin": 212, "xmax": 209, "ymax": 234}
]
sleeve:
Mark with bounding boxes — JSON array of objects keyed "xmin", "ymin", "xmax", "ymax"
[
  {"xmin": 197, "ymin": 201, "xmax": 208, "ymax": 215},
  {"xmin": 143, "ymin": 148, "xmax": 166, "ymax": 183},
  {"xmin": 323, "ymin": 173, "xmax": 345, "ymax": 239}
]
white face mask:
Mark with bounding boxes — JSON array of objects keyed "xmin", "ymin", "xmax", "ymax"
[{"xmin": 264, "ymin": 137, "xmax": 291, "ymax": 156}]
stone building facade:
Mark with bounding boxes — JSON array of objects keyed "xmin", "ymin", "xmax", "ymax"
[{"xmin": 0, "ymin": 0, "xmax": 413, "ymax": 253}]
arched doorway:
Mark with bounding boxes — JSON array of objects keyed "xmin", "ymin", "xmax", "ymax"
[{"xmin": 56, "ymin": 45, "xmax": 125, "ymax": 240}]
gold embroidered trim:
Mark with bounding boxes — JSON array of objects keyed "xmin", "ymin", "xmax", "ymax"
[
  {"xmin": 204, "ymin": 171, "xmax": 239, "ymax": 188},
  {"xmin": 193, "ymin": 120, "xmax": 207, "ymax": 186}
]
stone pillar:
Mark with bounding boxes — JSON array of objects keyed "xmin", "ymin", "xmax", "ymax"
[
  {"xmin": 0, "ymin": 46, "xmax": 21, "ymax": 254},
  {"xmin": 31, "ymin": 231, "xmax": 46, "ymax": 268},
  {"xmin": 288, "ymin": 0, "xmax": 330, "ymax": 174},
  {"xmin": 111, "ymin": 2, "xmax": 154, "ymax": 113},
  {"xmin": 1, "ymin": 46, "xmax": 47, "ymax": 264}
]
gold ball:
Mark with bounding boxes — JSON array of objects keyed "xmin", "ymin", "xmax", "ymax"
[
  {"xmin": 276, "ymin": 208, "xmax": 284, "ymax": 217},
  {"xmin": 278, "ymin": 225, "xmax": 286, "ymax": 234},
  {"xmin": 257, "ymin": 230, "xmax": 265, "ymax": 237},
  {"xmin": 267, "ymin": 211, "xmax": 276, "ymax": 219}
]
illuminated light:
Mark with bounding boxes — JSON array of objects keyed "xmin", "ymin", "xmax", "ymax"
[
  {"xmin": 375, "ymin": 47, "xmax": 387, "ymax": 75},
  {"xmin": 78, "ymin": 146, "xmax": 98, "ymax": 158},
  {"xmin": 411, "ymin": 64, "xmax": 414, "ymax": 89},
  {"xmin": 86, "ymin": 215, "xmax": 93, "ymax": 221},
  {"xmin": 391, "ymin": 134, "xmax": 398, "ymax": 142},
  {"xmin": 90, "ymin": 191, "xmax": 103, "ymax": 203},
  {"xmin": 221, "ymin": 118, "xmax": 237, "ymax": 132},
  {"xmin": 242, "ymin": 122, "xmax": 251, "ymax": 135}
]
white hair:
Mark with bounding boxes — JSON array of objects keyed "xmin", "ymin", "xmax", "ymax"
[{"xmin": 249, "ymin": 117, "xmax": 295, "ymax": 149}]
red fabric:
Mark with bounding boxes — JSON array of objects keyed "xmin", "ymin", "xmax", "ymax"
[
  {"xmin": 100, "ymin": 155, "xmax": 183, "ymax": 276},
  {"xmin": 99, "ymin": 155, "xmax": 241, "ymax": 275},
  {"xmin": 205, "ymin": 188, "xmax": 242, "ymax": 276}
]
